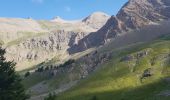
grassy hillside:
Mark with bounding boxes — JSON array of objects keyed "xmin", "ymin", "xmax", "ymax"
[{"xmin": 55, "ymin": 35, "xmax": 170, "ymax": 100}]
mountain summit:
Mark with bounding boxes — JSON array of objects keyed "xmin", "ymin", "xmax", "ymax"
[
  {"xmin": 51, "ymin": 12, "xmax": 110, "ymax": 30},
  {"xmin": 51, "ymin": 16, "xmax": 80, "ymax": 24},
  {"xmin": 82, "ymin": 12, "xmax": 110, "ymax": 29},
  {"xmin": 69, "ymin": 0, "xmax": 170, "ymax": 53}
]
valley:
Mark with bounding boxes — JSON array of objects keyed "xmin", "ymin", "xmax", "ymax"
[{"xmin": 0, "ymin": 0, "xmax": 170, "ymax": 100}]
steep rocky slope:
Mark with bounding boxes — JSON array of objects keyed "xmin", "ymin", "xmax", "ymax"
[
  {"xmin": 69, "ymin": 0, "xmax": 170, "ymax": 53},
  {"xmin": 0, "ymin": 12, "xmax": 110, "ymax": 71},
  {"xmin": 117, "ymin": 0, "xmax": 170, "ymax": 29}
]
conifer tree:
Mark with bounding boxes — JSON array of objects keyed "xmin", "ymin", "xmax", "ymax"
[{"xmin": 0, "ymin": 47, "xmax": 28, "ymax": 100}]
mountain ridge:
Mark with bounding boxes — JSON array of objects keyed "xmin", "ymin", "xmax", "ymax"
[
  {"xmin": 0, "ymin": 12, "xmax": 110, "ymax": 71},
  {"xmin": 68, "ymin": 0, "xmax": 170, "ymax": 54}
]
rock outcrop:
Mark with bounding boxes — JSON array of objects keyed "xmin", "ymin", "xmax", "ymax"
[{"xmin": 5, "ymin": 30, "xmax": 90, "ymax": 71}]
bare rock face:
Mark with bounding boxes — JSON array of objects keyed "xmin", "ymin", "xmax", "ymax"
[
  {"xmin": 109, "ymin": 0, "xmax": 170, "ymax": 32},
  {"xmin": 117, "ymin": 0, "xmax": 170, "ymax": 29},
  {"xmin": 69, "ymin": 0, "xmax": 170, "ymax": 53},
  {"xmin": 5, "ymin": 30, "xmax": 88, "ymax": 71},
  {"xmin": 18, "ymin": 30, "xmax": 86, "ymax": 51},
  {"xmin": 68, "ymin": 16, "xmax": 125, "ymax": 53}
]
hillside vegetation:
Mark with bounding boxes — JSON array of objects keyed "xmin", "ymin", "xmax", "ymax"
[{"xmin": 55, "ymin": 34, "xmax": 170, "ymax": 100}]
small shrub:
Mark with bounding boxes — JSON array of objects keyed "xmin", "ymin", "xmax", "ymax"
[
  {"xmin": 58, "ymin": 59, "xmax": 75, "ymax": 68},
  {"xmin": 37, "ymin": 67, "xmax": 44, "ymax": 72},
  {"xmin": 24, "ymin": 71, "xmax": 30, "ymax": 77}
]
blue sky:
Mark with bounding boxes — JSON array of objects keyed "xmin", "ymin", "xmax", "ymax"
[{"xmin": 0, "ymin": 0, "xmax": 128, "ymax": 20}]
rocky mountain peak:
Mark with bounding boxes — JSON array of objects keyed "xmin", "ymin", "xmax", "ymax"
[
  {"xmin": 51, "ymin": 16, "xmax": 69, "ymax": 23},
  {"xmin": 50, "ymin": 12, "xmax": 110, "ymax": 30},
  {"xmin": 82, "ymin": 12, "xmax": 110, "ymax": 29},
  {"xmin": 85, "ymin": 12, "xmax": 110, "ymax": 18},
  {"xmin": 101, "ymin": 0, "xmax": 170, "ymax": 36},
  {"xmin": 69, "ymin": 0, "xmax": 170, "ymax": 54}
]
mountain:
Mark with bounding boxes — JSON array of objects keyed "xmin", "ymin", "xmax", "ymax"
[
  {"xmin": 69, "ymin": 0, "xmax": 170, "ymax": 53},
  {"xmin": 19, "ymin": 0, "xmax": 170, "ymax": 99},
  {"xmin": 0, "ymin": 12, "xmax": 110, "ymax": 71}
]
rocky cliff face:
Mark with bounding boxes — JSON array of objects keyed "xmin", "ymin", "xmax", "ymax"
[
  {"xmin": 69, "ymin": 0, "xmax": 170, "ymax": 53},
  {"xmin": 0, "ymin": 12, "xmax": 110, "ymax": 71},
  {"xmin": 117, "ymin": 0, "xmax": 170, "ymax": 29},
  {"xmin": 6, "ymin": 30, "xmax": 89, "ymax": 70}
]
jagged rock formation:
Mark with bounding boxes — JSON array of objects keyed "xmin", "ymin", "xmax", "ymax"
[
  {"xmin": 0, "ymin": 12, "xmax": 110, "ymax": 71},
  {"xmin": 6, "ymin": 30, "xmax": 88, "ymax": 71},
  {"xmin": 117, "ymin": 0, "xmax": 170, "ymax": 29},
  {"xmin": 69, "ymin": 0, "xmax": 170, "ymax": 53}
]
